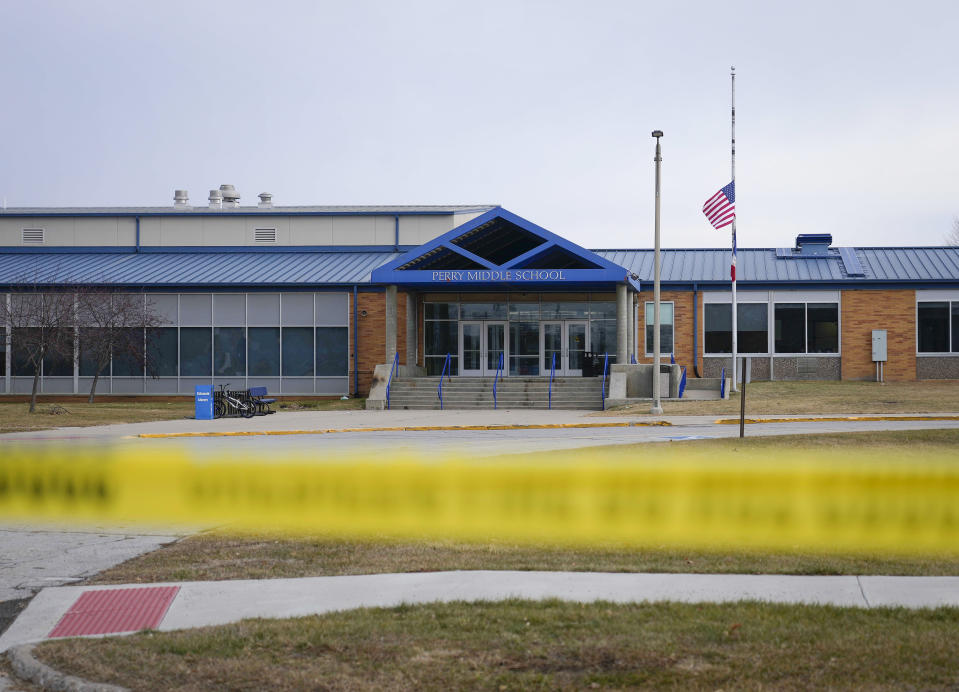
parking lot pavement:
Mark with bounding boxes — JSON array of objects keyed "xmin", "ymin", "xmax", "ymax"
[{"xmin": 0, "ymin": 523, "xmax": 185, "ymax": 640}]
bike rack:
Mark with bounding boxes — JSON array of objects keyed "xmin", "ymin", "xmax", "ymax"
[
  {"xmin": 493, "ymin": 351, "xmax": 504, "ymax": 410},
  {"xmin": 601, "ymin": 352, "xmax": 610, "ymax": 411},
  {"xmin": 548, "ymin": 352, "xmax": 556, "ymax": 410},
  {"xmin": 385, "ymin": 351, "xmax": 399, "ymax": 410},
  {"xmin": 437, "ymin": 353, "xmax": 451, "ymax": 410}
]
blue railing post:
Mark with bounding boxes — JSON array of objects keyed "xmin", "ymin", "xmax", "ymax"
[
  {"xmin": 385, "ymin": 351, "xmax": 399, "ymax": 410},
  {"xmin": 679, "ymin": 366, "xmax": 687, "ymax": 399},
  {"xmin": 437, "ymin": 353, "xmax": 451, "ymax": 410},
  {"xmin": 493, "ymin": 351, "xmax": 504, "ymax": 410},
  {"xmin": 601, "ymin": 352, "xmax": 609, "ymax": 410},
  {"xmin": 548, "ymin": 352, "xmax": 556, "ymax": 410},
  {"xmin": 720, "ymin": 366, "xmax": 726, "ymax": 399}
]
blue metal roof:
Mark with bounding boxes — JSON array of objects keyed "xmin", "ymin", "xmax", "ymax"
[
  {"xmin": 594, "ymin": 247, "xmax": 959, "ymax": 285},
  {"xmin": 0, "ymin": 250, "xmax": 399, "ymax": 287},
  {"xmin": 1, "ymin": 246, "xmax": 957, "ymax": 289}
]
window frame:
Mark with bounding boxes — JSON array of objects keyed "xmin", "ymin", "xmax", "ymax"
[
  {"xmin": 771, "ymin": 301, "xmax": 840, "ymax": 356},
  {"xmin": 703, "ymin": 301, "xmax": 773, "ymax": 356},
  {"xmin": 644, "ymin": 301, "xmax": 675, "ymax": 357},
  {"xmin": 916, "ymin": 298, "xmax": 959, "ymax": 355}
]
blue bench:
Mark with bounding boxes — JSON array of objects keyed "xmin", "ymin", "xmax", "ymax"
[{"xmin": 249, "ymin": 386, "xmax": 277, "ymax": 415}]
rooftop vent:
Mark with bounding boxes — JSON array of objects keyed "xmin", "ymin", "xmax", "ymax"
[
  {"xmin": 208, "ymin": 189, "xmax": 223, "ymax": 209},
  {"xmin": 258, "ymin": 192, "xmax": 273, "ymax": 208},
  {"xmin": 795, "ymin": 233, "xmax": 833, "ymax": 256},
  {"xmin": 219, "ymin": 184, "xmax": 240, "ymax": 208},
  {"xmin": 173, "ymin": 189, "xmax": 190, "ymax": 209}
]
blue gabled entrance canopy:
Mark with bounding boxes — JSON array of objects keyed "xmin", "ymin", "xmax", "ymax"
[{"xmin": 371, "ymin": 208, "xmax": 639, "ymax": 290}]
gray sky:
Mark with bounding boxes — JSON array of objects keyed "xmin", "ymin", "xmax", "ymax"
[{"xmin": 1, "ymin": 1, "xmax": 956, "ymax": 250}]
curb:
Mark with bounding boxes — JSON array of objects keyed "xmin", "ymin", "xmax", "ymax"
[
  {"xmin": 138, "ymin": 420, "xmax": 673, "ymax": 439},
  {"xmin": 713, "ymin": 415, "xmax": 959, "ymax": 425},
  {"xmin": 6, "ymin": 644, "xmax": 127, "ymax": 692}
]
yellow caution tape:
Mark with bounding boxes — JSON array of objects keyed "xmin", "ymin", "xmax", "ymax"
[{"xmin": 1, "ymin": 448, "xmax": 957, "ymax": 555}]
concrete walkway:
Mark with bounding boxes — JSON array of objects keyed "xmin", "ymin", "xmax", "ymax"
[{"xmin": 2, "ymin": 571, "xmax": 958, "ymax": 653}]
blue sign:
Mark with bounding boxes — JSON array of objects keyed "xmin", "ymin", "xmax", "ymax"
[{"xmin": 195, "ymin": 385, "xmax": 214, "ymax": 420}]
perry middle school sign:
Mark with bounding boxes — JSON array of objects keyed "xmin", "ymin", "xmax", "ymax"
[{"xmin": 371, "ymin": 208, "xmax": 640, "ymax": 291}]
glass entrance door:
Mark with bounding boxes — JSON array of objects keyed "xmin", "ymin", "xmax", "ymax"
[
  {"xmin": 460, "ymin": 321, "xmax": 507, "ymax": 377},
  {"xmin": 566, "ymin": 321, "xmax": 586, "ymax": 376},
  {"xmin": 541, "ymin": 322, "xmax": 562, "ymax": 375},
  {"xmin": 541, "ymin": 320, "xmax": 587, "ymax": 375},
  {"xmin": 486, "ymin": 322, "xmax": 506, "ymax": 374}
]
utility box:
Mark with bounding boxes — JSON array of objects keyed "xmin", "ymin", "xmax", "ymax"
[
  {"xmin": 195, "ymin": 385, "xmax": 214, "ymax": 420},
  {"xmin": 871, "ymin": 330, "xmax": 887, "ymax": 362}
]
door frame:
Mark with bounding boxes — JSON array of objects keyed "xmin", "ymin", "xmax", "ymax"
[
  {"xmin": 459, "ymin": 320, "xmax": 508, "ymax": 377},
  {"xmin": 540, "ymin": 320, "xmax": 588, "ymax": 376}
]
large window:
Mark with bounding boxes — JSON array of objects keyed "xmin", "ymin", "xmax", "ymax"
[
  {"xmin": 112, "ymin": 327, "xmax": 145, "ymax": 376},
  {"xmin": 281, "ymin": 327, "xmax": 314, "ymax": 376},
  {"xmin": 509, "ymin": 322, "xmax": 539, "ymax": 375},
  {"xmin": 248, "ymin": 327, "xmax": 280, "ymax": 376},
  {"xmin": 774, "ymin": 303, "xmax": 839, "ymax": 354},
  {"xmin": 644, "ymin": 302, "xmax": 674, "ymax": 355},
  {"xmin": 147, "ymin": 327, "xmax": 178, "ymax": 377},
  {"xmin": 424, "ymin": 302, "xmax": 459, "ymax": 376},
  {"xmin": 917, "ymin": 301, "xmax": 959, "ymax": 353},
  {"xmin": 179, "ymin": 327, "xmax": 212, "ymax": 376},
  {"xmin": 316, "ymin": 327, "xmax": 348, "ymax": 376},
  {"xmin": 214, "ymin": 327, "xmax": 246, "ymax": 377},
  {"xmin": 704, "ymin": 303, "xmax": 769, "ymax": 354}
]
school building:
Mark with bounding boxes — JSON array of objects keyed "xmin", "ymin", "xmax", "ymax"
[{"xmin": 1, "ymin": 187, "xmax": 958, "ymax": 405}]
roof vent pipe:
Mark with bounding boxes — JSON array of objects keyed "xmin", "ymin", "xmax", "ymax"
[
  {"xmin": 258, "ymin": 192, "xmax": 273, "ymax": 208},
  {"xmin": 219, "ymin": 184, "xmax": 240, "ymax": 208},
  {"xmin": 208, "ymin": 189, "xmax": 223, "ymax": 209},
  {"xmin": 173, "ymin": 189, "xmax": 190, "ymax": 209}
]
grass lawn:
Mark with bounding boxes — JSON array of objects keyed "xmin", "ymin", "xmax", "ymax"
[
  {"xmin": 0, "ymin": 396, "xmax": 364, "ymax": 433},
  {"xmin": 33, "ymin": 600, "xmax": 959, "ymax": 691},
  {"xmin": 88, "ymin": 429, "xmax": 959, "ymax": 585},
  {"xmin": 600, "ymin": 379, "xmax": 959, "ymax": 416}
]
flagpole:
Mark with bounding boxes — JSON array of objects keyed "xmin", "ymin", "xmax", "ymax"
[{"xmin": 730, "ymin": 65, "xmax": 738, "ymax": 393}]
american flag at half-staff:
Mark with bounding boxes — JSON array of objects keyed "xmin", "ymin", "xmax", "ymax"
[{"xmin": 702, "ymin": 180, "xmax": 736, "ymax": 230}]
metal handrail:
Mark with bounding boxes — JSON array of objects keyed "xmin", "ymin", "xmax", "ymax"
[
  {"xmin": 679, "ymin": 366, "xmax": 687, "ymax": 399},
  {"xmin": 601, "ymin": 352, "xmax": 610, "ymax": 410},
  {"xmin": 437, "ymin": 353, "xmax": 451, "ymax": 410},
  {"xmin": 385, "ymin": 351, "xmax": 399, "ymax": 410},
  {"xmin": 720, "ymin": 366, "xmax": 727, "ymax": 399},
  {"xmin": 493, "ymin": 351, "xmax": 504, "ymax": 410},
  {"xmin": 548, "ymin": 352, "xmax": 556, "ymax": 409}
]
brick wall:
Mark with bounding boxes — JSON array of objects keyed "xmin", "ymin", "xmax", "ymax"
[
  {"xmin": 635, "ymin": 290, "xmax": 696, "ymax": 368},
  {"xmin": 350, "ymin": 290, "xmax": 409, "ymax": 395},
  {"xmin": 840, "ymin": 289, "xmax": 916, "ymax": 381}
]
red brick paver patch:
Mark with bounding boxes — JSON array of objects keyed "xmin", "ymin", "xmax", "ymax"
[{"xmin": 49, "ymin": 586, "xmax": 180, "ymax": 638}]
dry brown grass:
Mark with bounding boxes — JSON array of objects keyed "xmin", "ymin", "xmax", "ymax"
[
  {"xmin": 0, "ymin": 396, "xmax": 364, "ymax": 433},
  {"xmin": 600, "ymin": 379, "xmax": 959, "ymax": 416},
  {"xmin": 34, "ymin": 600, "xmax": 959, "ymax": 691}
]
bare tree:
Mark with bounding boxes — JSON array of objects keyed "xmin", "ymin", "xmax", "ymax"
[
  {"xmin": 0, "ymin": 288, "xmax": 76, "ymax": 413},
  {"xmin": 948, "ymin": 216, "xmax": 959, "ymax": 247},
  {"xmin": 77, "ymin": 290, "xmax": 163, "ymax": 402}
]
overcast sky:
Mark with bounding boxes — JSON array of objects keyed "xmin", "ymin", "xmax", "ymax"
[{"xmin": 1, "ymin": 1, "xmax": 956, "ymax": 250}]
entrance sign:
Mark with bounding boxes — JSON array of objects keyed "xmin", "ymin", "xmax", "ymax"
[{"xmin": 371, "ymin": 208, "xmax": 640, "ymax": 291}]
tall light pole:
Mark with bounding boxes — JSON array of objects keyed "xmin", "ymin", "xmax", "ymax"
[{"xmin": 651, "ymin": 130, "xmax": 664, "ymax": 415}]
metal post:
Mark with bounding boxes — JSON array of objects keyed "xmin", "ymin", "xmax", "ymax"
[
  {"xmin": 739, "ymin": 356, "xmax": 747, "ymax": 438},
  {"xmin": 730, "ymin": 66, "xmax": 738, "ymax": 392},
  {"xmin": 651, "ymin": 130, "xmax": 664, "ymax": 415}
]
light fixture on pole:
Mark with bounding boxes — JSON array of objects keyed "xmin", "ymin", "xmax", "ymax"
[{"xmin": 651, "ymin": 130, "xmax": 664, "ymax": 415}]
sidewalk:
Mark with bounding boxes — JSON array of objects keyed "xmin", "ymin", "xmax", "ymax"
[
  {"xmin": 3, "ymin": 571, "xmax": 959, "ymax": 653},
  {"xmin": 5, "ymin": 408, "xmax": 959, "ymax": 442}
]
